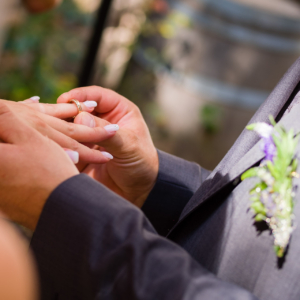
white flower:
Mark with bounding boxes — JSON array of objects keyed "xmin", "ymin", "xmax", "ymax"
[{"xmin": 252, "ymin": 122, "xmax": 273, "ymax": 138}]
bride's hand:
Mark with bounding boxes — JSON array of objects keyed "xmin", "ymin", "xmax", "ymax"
[
  {"xmin": 1, "ymin": 99, "xmax": 118, "ymax": 164},
  {"xmin": 0, "ymin": 101, "xmax": 79, "ymax": 230},
  {"xmin": 57, "ymin": 86, "xmax": 159, "ymax": 208}
]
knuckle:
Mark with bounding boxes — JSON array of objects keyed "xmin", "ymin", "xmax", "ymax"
[
  {"xmin": 132, "ymin": 105, "xmax": 141, "ymax": 116},
  {"xmin": 36, "ymin": 103, "xmax": 46, "ymax": 114},
  {"xmin": 66, "ymin": 122, "xmax": 76, "ymax": 138},
  {"xmin": 0, "ymin": 102, "xmax": 12, "ymax": 115},
  {"xmin": 25, "ymin": 105, "xmax": 37, "ymax": 115},
  {"xmin": 34, "ymin": 117, "xmax": 49, "ymax": 133},
  {"xmin": 68, "ymin": 139, "xmax": 80, "ymax": 152},
  {"xmin": 124, "ymin": 99, "xmax": 141, "ymax": 116}
]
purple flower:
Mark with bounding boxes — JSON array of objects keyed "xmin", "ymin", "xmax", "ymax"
[
  {"xmin": 262, "ymin": 136, "xmax": 276, "ymax": 162},
  {"xmin": 249, "ymin": 122, "xmax": 277, "ymax": 162}
]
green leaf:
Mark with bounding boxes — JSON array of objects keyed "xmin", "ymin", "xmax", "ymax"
[
  {"xmin": 255, "ymin": 213, "xmax": 266, "ymax": 222},
  {"xmin": 251, "ymin": 202, "xmax": 265, "ymax": 214},
  {"xmin": 274, "ymin": 245, "xmax": 284, "ymax": 258},
  {"xmin": 241, "ymin": 168, "xmax": 259, "ymax": 180},
  {"xmin": 250, "ymin": 182, "xmax": 268, "ymax": 194},
  {"xmin": 269, "ymin": 115, "xmax": 276, "ymax": 126},
  {"xmin": 291, "ymin": 159, "xmax": 298, "ymax": 172},
  {"xmin": 246, "ymin": 124, "xmax": 256, "ymax": 131},
  {"xmin": 250, "ymin": 196, "xmax": 260, "ymax": 202},
  {"xmin": 272, "ymin": 134, "xmax": 281, "ymax": 149},
  {"xmin": 266, "ymin": 161, "xmax": 279, "ymax": 179}
]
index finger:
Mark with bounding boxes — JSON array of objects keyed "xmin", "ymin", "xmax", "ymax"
[{"xmin": 57, "ymin": 86, "xmax": 132, "ymax": 114}]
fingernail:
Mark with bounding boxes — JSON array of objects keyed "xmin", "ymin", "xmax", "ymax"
[
  {"xmin": 83, "ymin": 101, "xmax": 97, "ymax": 108},
  {"xmin": 101, "ymin": 151, "xmax": 113, "ymax": 160},
  {"xmin": 104, "ymin": 124, "xmax": 119, "ymax": 133},
  {"xmin": 65, "ymin": 150, "xmax": 79, "ymax": 164},
  {"xmin": 30, "ymin": 96, "xmax": 40, "ymax": 102}
]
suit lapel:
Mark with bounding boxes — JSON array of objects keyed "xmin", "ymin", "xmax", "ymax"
[
  {"xmin": 169, "ymin": 57, "xmax": 300, "ymax": 236},
  {"xmin": 192, "ymin": 103, "xmax": 300, "ymax": 214},
  {"xmin": 203, "ymin": 56, "xmax": 300, "ymax": 184}
]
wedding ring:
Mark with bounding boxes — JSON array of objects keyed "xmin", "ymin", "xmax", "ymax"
[{"xmin": 69, "ymin": 99, "xmax": 83, "ymax": 118}]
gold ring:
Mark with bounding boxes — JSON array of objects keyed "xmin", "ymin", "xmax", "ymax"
[{"xmin": 69, "ymin": 99, "xmax": 83, "ymax": 118}]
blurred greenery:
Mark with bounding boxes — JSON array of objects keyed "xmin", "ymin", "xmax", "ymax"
[
  {"xmin": 200, "ymin": 104, "xmax": 222, "ymax": 134},
  {"xmin": 0, "ymin": 0, "xmax": 93, "ymax": 103}
]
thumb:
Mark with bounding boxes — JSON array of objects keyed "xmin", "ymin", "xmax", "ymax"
[
  {"xmin": 74, "ymin": 112, "xmax": 119, "ymax": 132},
  {"xmin": 74, "ymin": 112, "xmax": 124, "ymax": 153},
  {"xmin": 74, "ymin": 112, "xmax": 98, "ymax": 128}
]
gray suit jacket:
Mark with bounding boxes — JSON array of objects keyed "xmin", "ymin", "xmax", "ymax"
[{"xmin": 31, "ymin": 57, "xmax": 300, "ymax": 300}]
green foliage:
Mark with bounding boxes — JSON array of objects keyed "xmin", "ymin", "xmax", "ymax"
[
  {"xmin": 200, "ymin": 104, "xmax": 222, "ymax": 134},
  {"xmin": 250, "ymin": 182, "xmax": 267, "ymax": 195},
  {"xmin": 274, "ymin": 245, "xmax": 284, "ymax": 258},
  {"xmin": 255, "ymin": 213, "xmax": 266, "ymax": 222},
  {"xmin": 269, "ymin": 115, "xmax": 276, "ymax": 126},
  {"xmin": 0, "ymin": 0, "xmax": 93, "ymax": 103},
  {"xmin": 246, "ymin": 124, "xmax": 256, "ymax": 131},
  {"xmin": 241, "ymin": 167, "xmax": 259, "ymax": 180},
  {"xmin": 251, "ymin": 201, "xmax": 266, "ymax": 215}
]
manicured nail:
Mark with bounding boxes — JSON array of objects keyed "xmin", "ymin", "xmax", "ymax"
[
  {"xmin": 83, "ymin": 101, "xmax": 97, "ymax": 108},
  {"xmin": 104, "ymin": 124, "xmax": 119, "ymax": 133},
  {"xmin": 30, "ymin": 96, "xmax": 40, "ymax": 102},
  {"xmin": 101, "ymin": 151, "xmax": 113, "ymax": 160},
  {"xmin": 65, "ymin": 150, "xmax": 79, "ymax": 164}
]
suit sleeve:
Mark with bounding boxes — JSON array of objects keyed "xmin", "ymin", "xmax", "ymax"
[
  {"xmin": 142, "ymin": 150, "xmax": 211, "ymax": 236},
  {"xmin": 30, "ymin": 174, "xmax": 257, "ymax": 300}
]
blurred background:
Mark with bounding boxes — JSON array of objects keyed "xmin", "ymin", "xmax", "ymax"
[{"xmin": 1, "ymin": 0, "xmax": 300, "ymax": 169}]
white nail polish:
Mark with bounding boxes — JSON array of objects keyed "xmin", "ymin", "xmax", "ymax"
[
  {"xmin": 101, "ymin": 151, "xmax": 113, "ymax": 160},
  {"xmin": 65, "ymin": 150, "xmax": 79, "ymax": 164},
  {"xmin": 83, "ymin": 101, "xmax": 97, "ymax": 108},
  {"xmin": 30, "ymin": 96, "xmax": 40, "ymax": 102},
  {"xmin": 104, "ymin": 124, "xmax": 119, "ymax": 133}
]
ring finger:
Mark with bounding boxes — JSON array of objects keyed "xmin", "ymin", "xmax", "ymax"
[{"xmin": 24, "ymin": 101, "xmax": 98, "ymax": 119}]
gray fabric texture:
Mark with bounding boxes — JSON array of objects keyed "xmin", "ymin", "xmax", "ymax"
[
  {"xmin": 31, "ymin": 175, "xmax": 258, "ymax": 300},
  {"xmin": 142, "ymin": 150, "xmax": 210, "ymax": 236}
]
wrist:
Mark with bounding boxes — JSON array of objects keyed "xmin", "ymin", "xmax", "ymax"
[
  {"xmin": 134, "ymin": 147, "xmax": 159, "ymax": 208},
  {"xmin": 4, "ymin": 173, "xmax": 77, "ymax": 231}
]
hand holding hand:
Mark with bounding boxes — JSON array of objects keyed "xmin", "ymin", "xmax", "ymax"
[
  {"xmin": 2, "ymin": 99, "xmax": 118, "ymax": 164},
  {"xmin": 0, "ymin": 102, "xmax": 79, "ymax": 230},
  {"xmin": 58, "ymin": 86, "xmax": 159, "ymax": 208}
]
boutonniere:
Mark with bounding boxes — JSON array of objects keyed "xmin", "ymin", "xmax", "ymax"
[{"xmin": 241, "ymin": 116, "xmax": 299, "ymax": 258}]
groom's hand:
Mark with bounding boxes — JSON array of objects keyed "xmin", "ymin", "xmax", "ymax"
[
  {"xmin": 0, "ymin": 102, "xmax": 79, "ymax": 230},
  {"xmin": 57, "ymin": 86, "xmax": 159, "ymax": 208}
]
